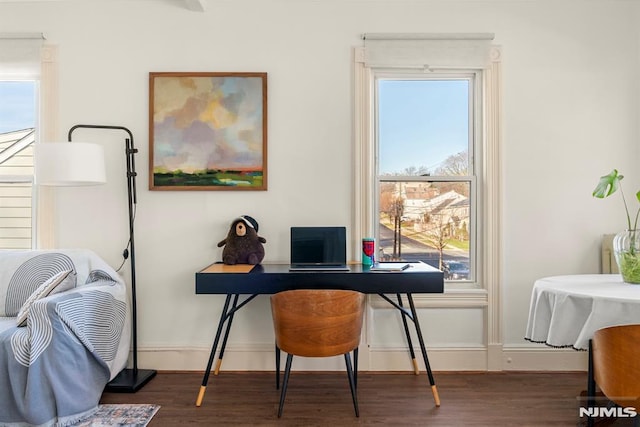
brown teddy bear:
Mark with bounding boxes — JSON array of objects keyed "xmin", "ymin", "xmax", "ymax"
[{"xmin": 217, "ymin": 215, "xmax": 266, "ymax": 265}]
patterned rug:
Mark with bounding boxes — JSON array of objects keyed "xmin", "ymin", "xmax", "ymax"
[{"xmin": 72, "ymin": 404, "xmax": 160, "ymax": 427}]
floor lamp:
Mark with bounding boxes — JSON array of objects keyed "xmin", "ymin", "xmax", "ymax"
[{"xmin": 35, "ymin": 124, "xmax": 156, "ymax": 393}]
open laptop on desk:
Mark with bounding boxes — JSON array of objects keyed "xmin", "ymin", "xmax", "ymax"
[{"xmin": 289, "ymin": 226, "xmax": 350, "ymax": 271}]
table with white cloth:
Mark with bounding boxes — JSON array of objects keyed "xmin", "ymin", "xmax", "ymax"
[{"xmin": 525, "ymin": 274, "xmax": 640, "ymax": 350}]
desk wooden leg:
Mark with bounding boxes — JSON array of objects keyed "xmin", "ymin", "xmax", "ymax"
[
  {"xmin": 213, "ymin": 359, "xmax": 222, "ymax": 376},
  {"xmin": 431, "ymin": 385, "xmax": 441, "ymax": 407},
  {"xmin": 196, "ymin": 294, "xmax": 232, "ymax": 407},
  {"xmin": 412, "ymin": 359, "xmax": 420, "ymax": 375},
  {"xmin": 214, "ymin": 294, "xmax": 239, "ymax": 375},
  {"xmin": 406, "ymin": 293, "xmax": 440, "ymax": 407},
  {"xmin": 396, "ymin": 293, "xmax": 419, "ymax": 375},
  {"xmin": 196, "ymin": 385, "xmax": 206, "ymax": 407}
]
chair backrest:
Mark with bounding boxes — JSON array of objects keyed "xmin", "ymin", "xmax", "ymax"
[
  {"xmin": 270, "ymin": 289, "xmax": 365, "ymax": 358},
  {"xmin": 592, "ymin": 324, "xmax": 640, "ymax": 408}
]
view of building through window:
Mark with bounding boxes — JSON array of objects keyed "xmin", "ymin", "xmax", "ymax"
[
  {"xmin": 377, "ymin": 78, "xmax": 475, "ymax": 281},
  {"xmin": 0, "ymin": 81, "xmax": 37, "ymax": 249}
]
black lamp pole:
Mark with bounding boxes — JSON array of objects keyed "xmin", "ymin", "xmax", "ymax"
[{"xmin": 68, "ymin": 124, "xmax": 156, "ymax": 392}]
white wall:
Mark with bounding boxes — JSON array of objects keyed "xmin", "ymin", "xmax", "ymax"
[{"xmin": 1, "ymin": 0, "xmax": 638, "ymax": 372}]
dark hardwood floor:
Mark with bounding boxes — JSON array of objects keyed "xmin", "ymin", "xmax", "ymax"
[{"xmin": 98, "ymin": 370, "xmax": 604, "ymax": 426}]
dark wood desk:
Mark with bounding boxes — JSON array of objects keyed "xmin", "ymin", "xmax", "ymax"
[{"xmin": 195, "ymin": 261, "xmax": 444, "ymax": 408}]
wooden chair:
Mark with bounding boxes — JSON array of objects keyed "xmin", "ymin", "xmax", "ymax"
[
  {"xmin": 587, "ymin": 324, "xmax": 640, "ymax": 426},
  {"xmin": 270, "ymin": 289, "xmax": 365, "ymax": 418}
]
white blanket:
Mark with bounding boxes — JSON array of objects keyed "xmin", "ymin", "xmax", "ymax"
[{"xmin": 0, "ymin": 249, "xmax": 131, "ymax": 426}]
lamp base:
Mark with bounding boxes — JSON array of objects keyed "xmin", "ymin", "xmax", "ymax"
[{"xmin": 104, "ymin": 368, "xmax": 157, "ymax": 393}]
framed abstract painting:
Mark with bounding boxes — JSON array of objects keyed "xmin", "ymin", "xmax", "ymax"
[{"xmin": 149, "ymin": 72, "xmax": 267, "ymax": 190}]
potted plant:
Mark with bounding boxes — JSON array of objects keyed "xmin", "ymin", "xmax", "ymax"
[{"xmin": 593, "ymin": 169, "xmax": 640, "ymax": 283}]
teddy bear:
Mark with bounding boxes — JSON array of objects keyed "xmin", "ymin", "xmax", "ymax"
[{"xmin": 217, "ymin": 215, "xmax": 266, "ymax": 265}]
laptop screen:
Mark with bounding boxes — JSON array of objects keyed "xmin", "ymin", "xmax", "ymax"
[{"xmin": 290, "ymin": 226, "xmax": 347, "ymax": 265}]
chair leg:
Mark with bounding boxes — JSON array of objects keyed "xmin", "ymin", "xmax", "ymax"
[
  {"xmin": 278, "ymin": 354, "xmax": 293, "ymax": 418},
  {"xmin": 275, "ymin": 343, "xmax": 280, "ymax": 390},
  {"xmin": 353, "ymin": 347, "xmax": 359, "ymax": 389},
  {"xmin": 587, "ymin": 340, "xmax": 595, "ymax": 427},
  {"xmin": 344, "ymin": 352, "xmax": 359, "ymax": 417}
]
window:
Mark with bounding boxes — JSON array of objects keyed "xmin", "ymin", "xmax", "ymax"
[
  {"xmin": 376, "ymin": 76, "xmax": 477, "ymax": 283},
  {"xmin": 354, "ymin": 34, "xmax": 501, "ymax": 293},
  {"xmin": 0, "ymin": 81, "xmax": 37, "ymax": 249},
  {"xmin": 0, "ymin": 34, "xmax": 47, "ymax": 250}
]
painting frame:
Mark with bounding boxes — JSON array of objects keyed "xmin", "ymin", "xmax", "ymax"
[{"xmin": 149, "ymin": 72, "xmax": 267, "ymax": 191}]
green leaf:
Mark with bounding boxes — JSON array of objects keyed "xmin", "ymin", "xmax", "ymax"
[{"xmin": 593, "ymin": 169, "xmax": 623, "ymax": 199}]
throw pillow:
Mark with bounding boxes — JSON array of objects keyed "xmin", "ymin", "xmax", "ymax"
[{"xmin": 16, "ymin": 269, "xmax": 76, "ymax": 327}]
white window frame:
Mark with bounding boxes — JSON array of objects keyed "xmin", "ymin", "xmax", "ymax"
[
  {"xmin": 353, "ymin": 40, "xmax": 503, "ymax": 368},
  {"xmin": 36, "ymin": 44, "xmax": 58, "ymax": 249},
  {"xmin": 0, "ymin": 42, "xmax": 59, "ymax": 249}
]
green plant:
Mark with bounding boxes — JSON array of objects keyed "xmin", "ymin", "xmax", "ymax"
[
  {"xmin": 593, "ymin": 169, "xmax": 640, "ymax": 283},
  {"xmin": 592, "ymin": 169, "xmax": 640, "ymax": 232},
  {"xmin": 617, "ymin": 251, "xmax": 640, "ymax": 283}
]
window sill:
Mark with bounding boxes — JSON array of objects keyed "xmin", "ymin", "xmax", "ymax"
[{"xmin": 370, "ymin": 287, "xmax": 488, "ymax": 308}]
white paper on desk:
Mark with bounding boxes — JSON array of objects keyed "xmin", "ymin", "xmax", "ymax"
[{"xmin": 369, "ymin": 263, "xmax": 410, "ymax": 271}]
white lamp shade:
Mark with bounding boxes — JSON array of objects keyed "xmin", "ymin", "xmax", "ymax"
[{"xmin": 35, "ymin": 142, "xmax": 106, "ymax": 186}]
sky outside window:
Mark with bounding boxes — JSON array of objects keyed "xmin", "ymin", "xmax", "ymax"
[
  {"xmin": 0, "ymin": 81, "xmax": 36, "ymax": 133},
  {"xmin": 378, "ymin": 79, "xmax": 469, "ymax": 175}
]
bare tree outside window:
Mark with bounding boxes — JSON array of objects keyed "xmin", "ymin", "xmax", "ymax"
[{"xmin": 377, "ymin": 78, "xmax": 474, "ymax": 281}]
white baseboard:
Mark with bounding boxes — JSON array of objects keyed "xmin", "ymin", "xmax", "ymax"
[
  {"xmin": 501, "ymin": 345, "xmax": 588, "ymax": 371},
  {"xmin": 367, "ymin": 345, "xmax": 488, "ymax": 371},
  {"xmin": 486, "ymin": 343, "xmax": 503, "ymax": 371},
  {"xmin": 134, "ymin": 343, "xmax": 588, "ymax": 372}
]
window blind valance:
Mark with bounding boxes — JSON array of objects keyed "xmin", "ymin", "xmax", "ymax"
[
  {"xmin": 0, "ymin": 33, "xmax": 44, "ymax": 79},
  {"xmin": 362, "ymin": 33, "xmax": 495, "ymax": 70}
]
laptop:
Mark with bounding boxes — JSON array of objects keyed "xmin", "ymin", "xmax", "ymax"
[{"xmin": 289, "ymin": 226, "xmax": 350, "ymax": 271}]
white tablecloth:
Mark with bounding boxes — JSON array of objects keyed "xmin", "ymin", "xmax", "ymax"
[{"xmin": 524, "ymin": 274, "xmax": 640, "ymax": 350}]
